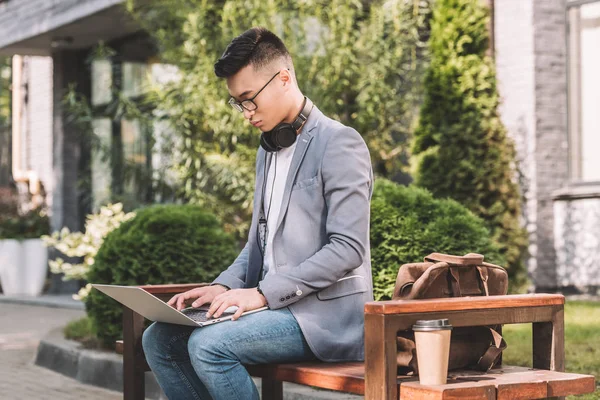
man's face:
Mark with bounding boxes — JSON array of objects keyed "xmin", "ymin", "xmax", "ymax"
[{"xmin": 226, "ymin": 64, "xmax": 290, "ymax": 132}]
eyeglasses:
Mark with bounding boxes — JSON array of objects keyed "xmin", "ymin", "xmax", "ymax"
[{"xmin": 228, "ymin": 71, "xmax": 282, "ymax": 113}]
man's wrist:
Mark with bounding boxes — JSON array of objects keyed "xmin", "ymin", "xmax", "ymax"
[
  {"xmin": 213, "ymin": 283, "xmax": 230, "ymax": 291},
  {"xmin": 256, "ymin": 284, "xmax": 268, "ymax": 306}
]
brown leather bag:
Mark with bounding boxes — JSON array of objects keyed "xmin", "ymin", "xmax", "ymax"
[{"xmin": 394, "ymin": 253, "xmax": 509, "ymax": 375}]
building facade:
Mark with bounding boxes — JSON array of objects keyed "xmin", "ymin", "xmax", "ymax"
[
  {"xmin": 0, "ymin": 0, "xmax": 598, "ymax": 293},
  {"xmin": 0, "ymin": 0, "xmax": 160, "ymax": 292},
  {"xmin": 495, "ymin": 0, "xmax": 600, "ymax": 293}
]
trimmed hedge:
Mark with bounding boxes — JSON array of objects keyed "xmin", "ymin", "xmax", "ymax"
[
  {"xmin": 370, "ymin": 179, "xmax": 504, "ymax": 300},
  {"xmin": 86, "ymin": 204, "xmax": 238, "ymax": 347}
]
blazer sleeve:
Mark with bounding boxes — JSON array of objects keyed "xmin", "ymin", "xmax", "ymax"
[
  {"xmin": 211, "ymin": 241, "xmax": 249, "ymax": 290},
  {"xmin": 258, "ymin": 126, "xmax": 372, "ymax": 309}
]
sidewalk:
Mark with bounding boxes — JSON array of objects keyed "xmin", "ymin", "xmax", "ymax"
[
  {"xmin": 0, "ymin": 301, "xmax": 122, "ymax": 400},
  {"xmin": 0, "ymin": 296, "xmax": 363, "ymax": 400}
]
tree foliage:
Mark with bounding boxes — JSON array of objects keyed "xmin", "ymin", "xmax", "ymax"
[
  {"xmin": 370, "ymin": 178, "xmax": 504, "ymax": 300},
  {"xmin": 412, "ymin": 0, "xmax": 527, "ymax": 282},
  {"xmin": 126, "ymin": 0, "xmax": 431, "ymax": 239}
]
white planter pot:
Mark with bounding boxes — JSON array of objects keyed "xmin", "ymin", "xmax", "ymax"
[{"xmin": 0, "ymin": 238, "xmax": 48, "ymax": 296}]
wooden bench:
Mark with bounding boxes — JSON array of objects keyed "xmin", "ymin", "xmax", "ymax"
[{"xmin": 116, "ymin": 284, "xmax": 596, "ymax": 399}]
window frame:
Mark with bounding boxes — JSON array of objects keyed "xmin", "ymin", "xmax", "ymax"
[
  {"xmin": 566, "ymin": 0, "xmax": 600, "ymax": 185},
  {"xmin": 89, "ymin": 54, "xmax": 154, "ymax": 208}
]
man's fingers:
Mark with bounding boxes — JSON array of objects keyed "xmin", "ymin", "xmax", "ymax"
[
  {"xmin": 167, "ymin": 294, "xmax": 179, "ymax": 307},
  {"xmin": 177, "ymin": 292, "xmax": 193, "ymax": 311},
  {"xmin": 207, "ymin": 297, "xmax": 223, "ymax": 318},
  {"xmin": 231, "ymin": 306, "xmax": 245, "ymax": 321},
  {"xmin": 191, "ymin": 295, "xmax": 208, "ymax": 308},
  {"xmin": 213, "ymin": 300, "xmax": 233, "ymax": 319}
]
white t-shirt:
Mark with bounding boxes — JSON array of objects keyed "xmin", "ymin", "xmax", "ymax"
[{"xmin": 262, "ymin": 141, "xmax": 298, "ymax": 278}]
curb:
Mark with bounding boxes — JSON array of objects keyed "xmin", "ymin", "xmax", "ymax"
[
  {"xmin": 0, "ymin": 294, "xmax": 85, "ymax": 310},
  {"xmin": 35, "ymin": 328, "xmax": 362, "ymax": 400}
]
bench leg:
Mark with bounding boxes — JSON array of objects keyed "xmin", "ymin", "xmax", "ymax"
[
  {"xmin": 365, "ymin": 313, "xmax": 399, "ymax": 400},
  {"xmin": 533, "ymin": 305, "xmax": 565, "ymax": 400},
  {"xmin": 261, "ymin": 377, "xmax": 283, "ymax": 400},
  {"xmin": 123, "ymin": 306, "xmax": 146, "ymax": 400}
]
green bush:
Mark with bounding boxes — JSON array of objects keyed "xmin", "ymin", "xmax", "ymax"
[
  {"xmin": 411, "ymin": 0, "xmax": 527, "ymax": 283},
  {"xmin": 370, "ymin": 179, "xmax": 504, "ymax": 300},
  {"xmin": 86, "ymin": 204, "xmax": 238, "ymax": 347}
]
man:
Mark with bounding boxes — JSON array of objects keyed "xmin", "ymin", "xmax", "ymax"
[{"xmin": 142, "ymin": 27, "xmax": 373, "ymax": 400}]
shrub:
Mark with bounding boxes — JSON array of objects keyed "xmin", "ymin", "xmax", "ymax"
[
  {"xmin": 411, "ymin": 0, "xmax": 527, "ymax": 283},
  {"xmin": 86, "ymin": 204, "xmax": 238, "ymax": 347},
  {"xmin": 370, "ymin": 179, "xmax": 504, "ymax": 300},
  {"xmin": 43, "ymin": 203, "xmax": 136, "ymax": 300}
]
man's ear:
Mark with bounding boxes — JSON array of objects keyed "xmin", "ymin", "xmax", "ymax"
[{"xmin": 280, "ymin": 68, "xmax": 293, "ymax": 88}]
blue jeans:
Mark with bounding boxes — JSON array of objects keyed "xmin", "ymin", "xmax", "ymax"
[{"xmin": 142, "ymin": 307, "xmax": 317, "ymax": 400}]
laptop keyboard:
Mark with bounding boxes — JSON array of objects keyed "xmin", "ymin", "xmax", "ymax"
[{"xmin": 181, "ymin": 308, "xmax": 234, "ymax": 323}]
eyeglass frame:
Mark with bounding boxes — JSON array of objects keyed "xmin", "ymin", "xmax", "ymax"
[{"xmin": 228, "ymin": 70, "xmax": 284, "ymax": 113}]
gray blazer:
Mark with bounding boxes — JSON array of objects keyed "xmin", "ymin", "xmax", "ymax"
[{"xmin": 212, "ymin": 106, "xmax": 374, "ymax": 362}]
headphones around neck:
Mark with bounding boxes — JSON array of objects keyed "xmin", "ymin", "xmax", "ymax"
[{"xmin": 259, "ymin": 97, "xmax": 314, "ymax": 152}]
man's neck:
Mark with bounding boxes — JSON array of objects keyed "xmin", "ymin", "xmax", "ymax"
[{"xmin": 283, "ymin": 92, "xmax": 306, "ymax": 126}]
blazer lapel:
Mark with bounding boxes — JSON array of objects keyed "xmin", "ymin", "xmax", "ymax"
[
  {"xmin": 254, "ymin": 149, "xmax": 272, "ymax": 219},
  {"xmin": 273, "ymin": 107, "xmax": 322, "ymax": 235}
]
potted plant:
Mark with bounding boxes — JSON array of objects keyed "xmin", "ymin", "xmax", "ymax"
[{"xmin": 0, "ymin": 186, "xmax": 50, "ymax": 296}]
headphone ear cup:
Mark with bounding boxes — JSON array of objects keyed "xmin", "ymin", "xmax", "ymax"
[
  {"xmin": 272, "ymin": 125, "xmax": 297, "ymax": 149},
  {"xmin": 260, "ymin": 132, "xmax": 278, "ymax": 152}
]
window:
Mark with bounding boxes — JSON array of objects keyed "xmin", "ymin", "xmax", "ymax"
[
  {"xmin": 89, "ymin": 58, "xmax": 155, "ymax": 210},
  {"xmin": 568, "ymin": 0, "xmax": 600, "ymax": 182},
  {"xmin": 91, "ymin": 118, "xmax": 112, "ymax": 211},
  {"xmin": 91, "ymin": 59, "xmax": 112, "ymax": 106}
]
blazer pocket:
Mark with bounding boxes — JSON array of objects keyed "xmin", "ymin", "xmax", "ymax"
[
  {"xmin": 316, "ymin": 275, "xmax": 369, "ymax": 300},
  {"xmin": 292, "ymin": 176, "xmax": 319, "ymax": 191}
]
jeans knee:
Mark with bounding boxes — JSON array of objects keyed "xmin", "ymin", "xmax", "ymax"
[
  {"xmin": 142, "ymin": 322, "xmax": 161, "ymax": 362},
  {"xmin": 188, "ymin": 331, "xmax": 231, "ymax": 372}
]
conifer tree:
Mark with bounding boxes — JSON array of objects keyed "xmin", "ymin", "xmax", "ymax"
[{"xmin": 413, "ymin": 0, "xmax": 527, "ymax": 283}]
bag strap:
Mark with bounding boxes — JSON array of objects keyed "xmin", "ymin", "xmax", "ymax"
[
  {"xmin": 425, "ymin": 253, "xmax": 484, "ymax": 266},
  {"xmin": 476, "ymin": 266, "xmax": 490, "ymax": 296},
  {"xmin": 476, "ymin": 328, "xmax": 507, "ymax": 371},
  {"xmin": 447, "ymin": 266, "xmax": 462, "ymax": 297}
]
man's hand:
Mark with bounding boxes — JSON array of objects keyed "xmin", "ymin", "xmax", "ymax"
[
  {"xmin": 207, "ymin": 288, "xmax": 267, "ymax": 321},
  {"xmin": 167, "ymin": 285, "xmax": 228, "ymax": 311}
]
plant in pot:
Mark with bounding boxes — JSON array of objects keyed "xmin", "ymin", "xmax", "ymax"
[{"xmin": 0, "ymin": 186, "xmax": 50, "ymax": 296}]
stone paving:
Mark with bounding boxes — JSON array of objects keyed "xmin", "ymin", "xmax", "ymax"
[{"xmin": 0, "ymin": 302, "xmax": 122, "ymax": 400}]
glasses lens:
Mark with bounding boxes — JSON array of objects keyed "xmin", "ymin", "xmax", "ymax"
[
  {"xmin": 228, "ymin": 98, "xmax": 243, "ymax": 112},
  {"xmin": 241, "ymin": 100, "xmax": 257, "ymax": 111}
]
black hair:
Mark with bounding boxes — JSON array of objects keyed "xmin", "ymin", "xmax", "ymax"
[{"xmin": 214, "ymin": 27, "xmax": 291, "ymax": 78}]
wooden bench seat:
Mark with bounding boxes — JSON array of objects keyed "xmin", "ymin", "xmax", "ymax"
[
  {"xmin": 114, "ymin": 342, "xmax": 594, "ymax": 399},
  {"xmin": 115, "ymin": 285, "xmax": 596, "ymax": 399}
]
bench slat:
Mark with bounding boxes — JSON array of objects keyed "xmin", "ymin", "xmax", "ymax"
[
  {"xmin": 138, "ymin": 283, "xmax": 207, "ymax": 295},
  {"xmin": 399, "ymin": 366, "xmax": 595, "ymax": 400},
  {"xmin": 365, "ymin": 294, "xmax": 564, "ymax": 315}
]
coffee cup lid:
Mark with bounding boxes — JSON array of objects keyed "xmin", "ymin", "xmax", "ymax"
[{"xmin": 412, "ymin": 319, "xmax": 453, "ymax": 331}]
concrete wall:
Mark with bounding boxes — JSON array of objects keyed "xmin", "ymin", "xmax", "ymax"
[
  {"xmin": 554, "ymin": 196, "xmax": 600, "ymax": 291},
  {"xmin": 21, "ymin": 56, "xmax": 54, "ymax": 207},
  {"xmin": 0, "ymin": 0, "xmax": 124, "ymax": 53}
]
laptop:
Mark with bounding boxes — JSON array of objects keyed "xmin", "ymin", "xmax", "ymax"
[{"xmin": 92, "ymin": 284, "xmax": 268, "ymax": 327}]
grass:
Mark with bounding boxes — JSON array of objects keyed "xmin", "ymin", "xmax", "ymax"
[
  {"xmin": 64, "ymin": 316, "xmax": 104, "ymax": 349},
  {"xmin": 503, "ymin": 300, "xmax": 600, "ymax": 399}
]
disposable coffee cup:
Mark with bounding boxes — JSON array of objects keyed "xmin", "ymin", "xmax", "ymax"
[{"xmin": 412, "ymin": 319, "xmax": 453, "ymax": 385}]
